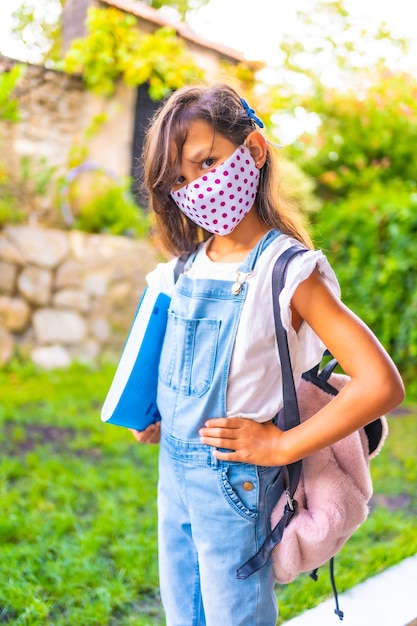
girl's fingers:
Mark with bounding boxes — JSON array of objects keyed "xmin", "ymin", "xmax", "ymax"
[
  {"xmin": 199, "ymin": 435, "xmax": 234, "ymax": 448},
  {"xmin": 199, "ymin": 428, "xmax": 236, "ymax": 442},
  {"xmin": 129, "ymin": 422, "xmax": 161, "ymax": 444},
  {"xmin": 203, "ymin": 417, "xmax": 240, "ymax": 429}
]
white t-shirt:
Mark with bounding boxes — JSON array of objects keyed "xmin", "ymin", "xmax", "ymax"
[{"xmin": 146, "ymin": 234, "xmax": 341, "ymax": 423}]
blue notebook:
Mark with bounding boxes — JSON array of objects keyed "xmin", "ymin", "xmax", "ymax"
[{"xmin": 101, "ymin": 287, "xmax": 171, "ymax": 430}]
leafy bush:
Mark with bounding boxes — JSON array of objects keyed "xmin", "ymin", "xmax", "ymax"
[
  {"xmin": 0, "ymin": 192, "xmax": 25, "ymax": 228},
  {"xmin": 291, "ymin": 69, "xmax": 417, "ymax": 201},
  {"xmin": 312, "ymin": 181, "xmax": 417, "ymax": 395},
  {"xmin": 0, "ymin": 65, "xmax": 26, "ymax": 226},
  {"xmin": 0, "ymin": 65, "xmax": 23, "ymax": 122},
  {"xmin": 73, "ymin": 179, "xmax": 151, "ymax": 237},
  {"xmin": 60, "ymin": 165, "xmax": 151, "ymax": 237},
  {"xmin": 63, "ymin": 7, "xmax": 202, "ymax": 98}
]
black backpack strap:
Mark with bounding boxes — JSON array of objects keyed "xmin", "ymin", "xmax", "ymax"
[
  {"xmin": 173, "ymin": 245, "xmax": 202, "ymax": 283},
  {"xmin": 237, "ymin": 245, "xmax": 307, "ymax": 580},
  {"xmin": 173, "ymin": 253, "xmax": 188, "ymax": 283}
]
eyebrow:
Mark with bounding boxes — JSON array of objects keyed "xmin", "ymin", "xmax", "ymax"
[{"xmin": 184, "ymin": 147, "xmax": 213, "ymax": 164}]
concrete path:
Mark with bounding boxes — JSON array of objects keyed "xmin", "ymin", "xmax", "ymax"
[{"xmin": 282, "ymin": 554, "xmax": 417, "ymax": 626}]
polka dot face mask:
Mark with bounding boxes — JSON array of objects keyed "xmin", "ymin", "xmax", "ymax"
[{"xmin": 170, "ymin": 146, "xmax": 260, "ymax": 236}]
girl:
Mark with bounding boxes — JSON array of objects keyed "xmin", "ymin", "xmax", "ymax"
[{"xmin": 130, "ymin": 83, "xmax": 404, "ymax": 626}]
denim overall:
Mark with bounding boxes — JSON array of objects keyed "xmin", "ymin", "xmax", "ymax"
[{"xmin": 157, "ymin": 231, "xmax": 285, "ymax": 626}]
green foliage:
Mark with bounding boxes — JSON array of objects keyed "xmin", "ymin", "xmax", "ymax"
[
  {"xmin": 0, "ymin": 362, "xmax": 416, "ymax": 624},
  {"xmin": 8, "ymin": 0, "xmax": 209, "ymax": 66},
  {"xmin": 311, "ymin": 182, "xmax": 417, "ymax": 395},
  {"xmin": 289, "ymin": 65, "xmax": 417, "ymax": 388},
  {"xmin": 291, "ymin": 69, "xmax": 417, "ymax": 201},
  {"xmin": 20, "ymin": 155, "xmax": 57, "ymax": 198},
  {"xmin": 0, "ymin": 65, "xmax": 23, "ymax": 122},
  {"xmin": 0, "ymin": 66, "xmax": 55, "ymax": 226},
  {"xmin": 0, "ymin": 154, "xmax": 57, "ymax": 227},
  {"xmin": 266, "ymin": 1, "xmax": 417, "ymax": 391},
  {"xmin": 0, "ymin": 192, "xmax": 25, "ymax": 228},
  {"xmin": 73, "ymin": 178, "xmax": 151, "ymax": 238},
  {"xmin": 63, "ymin": 8, "xmax": 202, "ymax": 98},
  {"xmin": 0, "ymin": 162, "xmax": 22, "ymax": 228},
  {"xmin": 63, "ymin": 113, "xmax": 109, "ymax": 174},
  {"xmin": 277, "ymin": 155, "xmax": 322, "ymax": 216}
]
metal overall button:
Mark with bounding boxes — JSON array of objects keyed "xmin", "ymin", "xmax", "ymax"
[{"xmin": 243, "ymin": 481, "xmax": 254, "ymax": 491}]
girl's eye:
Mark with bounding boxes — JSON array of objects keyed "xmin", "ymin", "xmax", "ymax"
[
  {"xmin": 202, "ymin": 157, "xmax": 216, "ymax": 169},
  {"xmin": 173, "ymin": 175, "xmax": 186, "ymax": 187}
]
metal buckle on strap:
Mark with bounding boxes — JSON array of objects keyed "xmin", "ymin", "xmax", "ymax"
[
  {"xmin": 231, "ymin": 270, "xmax": 253, "ymax": 295},
  {"xmin": 286, "ymin": 489, "xmax": 296, "ymax": 512}
]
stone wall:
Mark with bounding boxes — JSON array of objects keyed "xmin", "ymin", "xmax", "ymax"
[
  {"xmin": 13, "ymin": 60, "xmax": 135, "ymax": 180},
  {"xmin": 0, "ymin": 225, "xmax": 162, "ymax": 368},
  {"xmin": 0, "ymin": 58, "xmax": 136, "ymax": 225}
]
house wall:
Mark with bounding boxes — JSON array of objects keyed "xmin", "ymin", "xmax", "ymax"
[{"xmin": 2, "ymin": 61, "xmax": 135, "ymax": 181}]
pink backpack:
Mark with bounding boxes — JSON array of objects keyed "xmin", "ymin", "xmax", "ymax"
[{"xmin": 237, "ymin": 246, "xmax": 388, "ymax": 620}]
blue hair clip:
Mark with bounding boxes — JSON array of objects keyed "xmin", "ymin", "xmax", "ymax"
[{"xmin": 240, "ymin": 98, "xmax": 264, "ymax": 129}]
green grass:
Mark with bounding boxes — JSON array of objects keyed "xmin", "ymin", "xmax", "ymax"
[
  {"xmin": 0, "ymin": 361, "xmax": 416, "ymax": 625},
  {"xmin": 0, "ymin": 361, "xmax": 163, "ymax": 626}
]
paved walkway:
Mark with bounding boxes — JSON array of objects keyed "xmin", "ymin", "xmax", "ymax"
[{"xmin": 282, "ymin": 554, "xmax": 417, "ymax": 626}]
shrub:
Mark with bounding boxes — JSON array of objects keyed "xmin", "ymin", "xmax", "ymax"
[
  {"xmin": 312, "ymin": 181, "xmax": 417, "ymax": 395},
  {"xmin": 60, "ymin": 165, "xmax": 151, "ymax": 238},
  {"xmin": 73, "ymin": 179, "xmax": 150, "ymax": 237}
]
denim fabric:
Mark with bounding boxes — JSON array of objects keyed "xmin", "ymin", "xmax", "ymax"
[
  {"xmin": 157, "ymin": 230, "xmax": 281, "ymax": 441},
  {"xmin": 158, "ymin": 433, "xmax": 284, "ymax": 626},
  {"xmin": 157, "ymin": 230, "xmax": 284, "ymax": 625}
]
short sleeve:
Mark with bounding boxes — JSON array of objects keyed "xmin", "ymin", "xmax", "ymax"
[
  {"xmin": 278, "ymin": 249, "xmax": 341, "ymax": 377},
  {"xmin": 146, "ymin": 257, "xmax": 178, "ymax": 296}
]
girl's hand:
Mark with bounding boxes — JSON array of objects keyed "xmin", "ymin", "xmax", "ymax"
[
  {"xmin": 129, "ymin": 421, "xmax": 161, "ymax": 444},
  {"xmin": 199, "ymin": 417, "xmax": 285, "ymax": 466}
]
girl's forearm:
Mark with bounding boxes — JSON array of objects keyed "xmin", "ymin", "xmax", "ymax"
[{"xmin": 279, "ymin": 371, "xmax": 404, "ymax": 465}]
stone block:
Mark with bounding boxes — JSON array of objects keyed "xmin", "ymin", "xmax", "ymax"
[
  {"xmin": 83, "ymin": 272, "xmax": 108, "ymax": 297},
  {"xmin": 108, "ymin": 281, "xmax": 132, "ymax": 306},
  {"xmin": 89, "ymin": 317, "xmax": 110, "ymax": 342},
  {"xmin": 7, "ymin": 225, "xmax": 70, "ymax": 269},
  {"xmin": 31, "ymin": 345, "xmax": 71, "ymax": 369},
  {"xmin": 32, "ymin": 308, "xmax": 87, "ymax": 344},
  {"xmin": 0, "ymin": 327, "xmax": 14, "ymax": 365},
  {"xmin": 53, "ymin": 288, "xmax": 90, "ymax": 312},
  {"xmin": 0, "ymin": 261, "xmax": 17, "ymax": 293},
  {"xmin": 0, "ymin": 235, "xmax": 25, "ymax": 264},
  {"xmin": 0, "ymin": 296, "xmax": 31, "ymax": 332},
  {"xmin": 17, "ymin": 265, "xmax": 52, "ymax": 306},
  {"xmin": 54, "ymin": 259, "xmax": 83, "ymax": 289}
]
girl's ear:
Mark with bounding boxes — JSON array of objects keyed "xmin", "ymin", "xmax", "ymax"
[{"xmin": 245, "ymin": 131, "xmax": 267, "ymax": 169}]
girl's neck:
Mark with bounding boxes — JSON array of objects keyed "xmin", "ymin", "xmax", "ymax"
[{"xmin": 206, "ymin": 212, "xmax": 270, "ymax": 263}]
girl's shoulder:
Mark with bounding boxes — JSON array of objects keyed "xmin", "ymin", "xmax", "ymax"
[
  {"xmin": 272, "ymin": 233, "xmax": 339, "ymax": 283},
  {"xmin": 145, "ymin": 241, "xmax": 207, "ymax": 293},
  {"xmin": 260, "ymin": 233, "xmax": 342, "ymax": 331},
  {"xmin": 145, "ymin": 256, "xmax": 179, "ymax": 295},
  {"xmin": 265, "ymin": 234, "xmax": 339, "ymax": 288}
]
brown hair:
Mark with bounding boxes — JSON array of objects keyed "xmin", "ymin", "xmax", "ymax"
[{"xmin": 142, "ymin": 83, "xmax": 313, "ymax": 255}]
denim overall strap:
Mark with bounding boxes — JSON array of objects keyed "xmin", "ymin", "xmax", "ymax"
[
  {"xmin": 181, "ymin": 228, "xmax": 279, "ymax": 275},
  {"xmin": 237, "ymin": 228, "xmax": 280, "ymax": 273},
  {"xmin": 157, "ymin": 229, "xmax": 281, "ymax": 441}
]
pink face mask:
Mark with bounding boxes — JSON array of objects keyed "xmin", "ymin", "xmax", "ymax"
[{"xmin": 170, "ymin": 146, "xmax": 260, "ymax": 235}]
